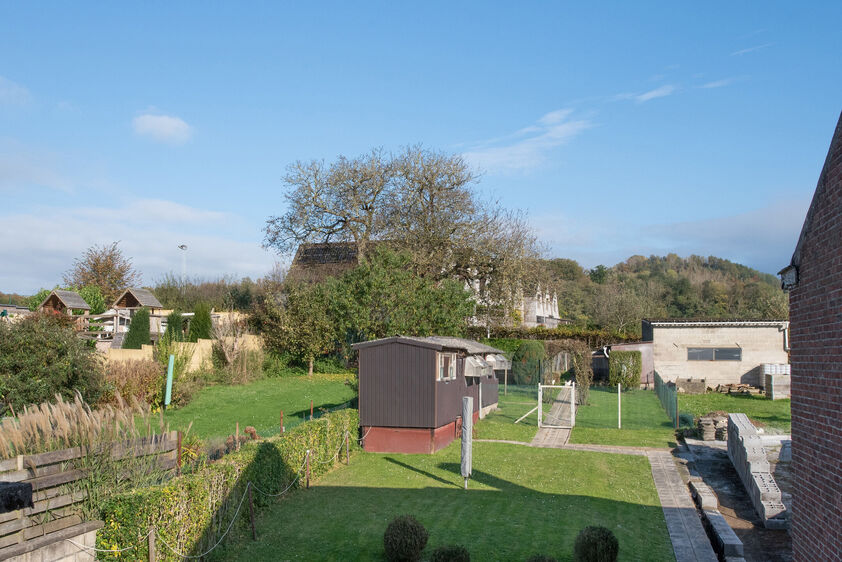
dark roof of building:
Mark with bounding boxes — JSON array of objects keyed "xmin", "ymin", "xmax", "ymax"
[
  {"xmin": 113, "ymin": 288, "xmax": 163, "ymax": 309},
  {"xmin": 287, "ymin": 242, "xmax": 360, "ymax": 283},
  {"xmin": 782, "ymin": 111, "xmax": 842, "ymax": 275},
  {"xmin": 39, "ymin": 290, "xmax": 90, "ymax": 310},
  {"xmin": 352, "ymin": 335, "xmax": 504, "ymax": 355}
]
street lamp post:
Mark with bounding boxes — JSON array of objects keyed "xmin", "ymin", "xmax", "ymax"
[{"xmin": 177, "ymin": 245, "xmax": 188, "ymax": 291}]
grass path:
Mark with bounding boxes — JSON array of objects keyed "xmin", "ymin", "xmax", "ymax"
[
  {"xmin": 679, "ymin": 393, "xmax": 791, "ymax": 433},
  {"xmin": 161, "ymin": 374, "xmax": 356, "ymax": 439},
  {"xmin": 570, "ymin": 388, "xmax": 676, "ymax": 448},
  {"xmin": 212, "ymin": 442, "xmax": 674, "ymax": 561}
]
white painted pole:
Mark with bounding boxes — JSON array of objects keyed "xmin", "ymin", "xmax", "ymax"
[
  {"xmin": 572, "ymin": 382, "xmax": 576, "ymax": 426},
  {"xmin": 538, "ymin": 385, "xmax": 543, "ymax": 428},
  {"xmin": 618, "ymin": 382, "xmax": 622, "ymax": 429}
]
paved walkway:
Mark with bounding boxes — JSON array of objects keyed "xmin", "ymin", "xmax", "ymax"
[{"xmin": 648, "ymin": 451, "xmax": 718, "ymax": 562}]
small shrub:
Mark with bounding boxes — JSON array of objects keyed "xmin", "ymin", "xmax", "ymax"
[
  {"xmin": 123, "ymin": 308, "xmax": 150, "ymax": 349},
  {"xmin": 430, "ymin": 545, "xmax": 470, "ymax": 562},
  {"xmin": 526, "ymin": 556, "xmax": 557, "ymax": 562},
  {"xmin": 573, "ymin": 526, "xmax": 619, "ymax": 562},
  {"xmin": 512, "ymin": 340, "xmax": 546, "ymax": 385},
  {"xmin": 104, "ymin": 360, "xmax": 163, "ymax": 405},
  {"xmin": 608, "ymin": 350, "xmax": 641, "ymax": 390},
  {"xmin": 383, "ymin": 515, "xmax": 428, "ymax": 562},
  {"xmin": 0, "ymin": 313, "xmax": 106, "ymax": 411}
]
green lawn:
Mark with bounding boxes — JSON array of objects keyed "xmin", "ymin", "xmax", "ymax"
[
  {"xmin": 570, "ymin": 387, "xmax": 677, "ymax": 448},
  {"xmin": 475, "ymin": 385, "xmax": 541, "ymax": 442},
  {"xmin": 212, "ymin": 442, "xmax": 674, "ymax": 561},
  {"xmin": 161, "ymin": 374, "xmax": 357, "ymax": 439},
  {"xmin": 679, "ymin": 393, "xmax": 791, "ymax": 434}
]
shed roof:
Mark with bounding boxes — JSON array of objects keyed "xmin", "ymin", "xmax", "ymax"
[
  {"xmin": 287, "ymin": 242, "xmax": 360, "ymax": 283},
  {"xmin": 39, "ymin": 290, "xmax": 91, "ymax": 311},
  {"xmin": 112, "ymin": 288, "xmax": 163, "ymax": 309},
  {"xmin": 643, "ymin": 319, "xmax": 788, "ymax": 328},
  {"xmin": 352, "ymin": 335, "xmax": 504, "ymax": 355}
]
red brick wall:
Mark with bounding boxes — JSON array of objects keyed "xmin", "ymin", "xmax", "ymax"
[{"xmin": 788, "ymin": 113, "xmax": 842, "ymax": 562}]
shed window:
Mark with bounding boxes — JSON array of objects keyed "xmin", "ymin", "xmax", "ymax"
[
  {"xmin": 687, "ymin": 347, "xmax": 742, "ymax": 361},
  {"xmin": 438, "ymin": 352, "xmax": 456, "ymax": 380}
]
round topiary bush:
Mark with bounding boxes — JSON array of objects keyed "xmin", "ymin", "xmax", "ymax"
[
  {"xmin": 430, "ymin": 545, "xmax": 470, "ymax": 562},
  {"xmin": 525, "ymin": 555, "xmax": 557, "ymax": 562},
  {"xmin": 383, "ymin": 515, "xmax": 428, "ymax": 561},
  {"xmin": 573, "ymin": 525, "xmax": 619, "ymax": 562},
  {"xmin": 512, "ymin": 340, "xmax": 546, "ymax": 385}
]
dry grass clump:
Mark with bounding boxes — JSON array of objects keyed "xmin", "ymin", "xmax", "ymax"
[
  {"xmin": 105, "ymin": 359, "xmax": 164, "ymax": 406},
  {"xmin": 0, "ymin": 391, "xmax": 166, "ymax": 459}
]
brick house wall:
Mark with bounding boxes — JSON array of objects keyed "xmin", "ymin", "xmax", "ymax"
[{"xmin": 782, "ymin": 111, "xmax": 842, "ymax": 562}]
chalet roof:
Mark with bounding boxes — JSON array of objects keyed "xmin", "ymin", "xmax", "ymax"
[
  {"xmin": 781, "ymin": 111, "xmax": 842, "ymax": 279},
  {"xmin": 112, "ymin": 288, "xmax": 163, "ymax": 309},
  {"xmin": 352, "ymin": 335, "xmax": 504, "ymax": 355},
  {"xmin": 287, "ymin": 242, "xmax": 361, "ymax": 283},
  {"xmin": 39, "ymin": 290, "xmax": 90, "ymax": 310}
]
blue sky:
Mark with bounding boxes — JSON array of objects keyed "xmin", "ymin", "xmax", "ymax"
[{"xmin": 1, "ymin": 2, "xmax": 840, "ymax": 293}]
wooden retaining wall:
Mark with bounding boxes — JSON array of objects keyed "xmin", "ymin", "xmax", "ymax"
[{"xmin": 0, "ymin": 431, "xmax": 180, "ymax": 560}]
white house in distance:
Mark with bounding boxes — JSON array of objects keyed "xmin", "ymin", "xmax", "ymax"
[
  {"xmin": 642, "ymin": 319, "xmax": 789, "ymax": 388},
  {"xmin": 518, "ymin": 285, "xmax": 562, "ymax": 328}
]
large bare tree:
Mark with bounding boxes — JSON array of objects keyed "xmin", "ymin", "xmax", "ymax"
[
  {"xmin": 263, "ymin": 149, "xmax": 393, "ymax": 262},
  {"xmin": 63, "ymin": 242, "xmax": 141, "ymax": 302}
]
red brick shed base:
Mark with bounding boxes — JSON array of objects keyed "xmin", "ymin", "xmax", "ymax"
[{"xmin": 362, "ymin": 411, "xmax": 480, "ymax": 454}]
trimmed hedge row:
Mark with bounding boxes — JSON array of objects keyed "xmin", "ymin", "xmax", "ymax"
[
  {"xmin": 466, "ymin": 326, "xmax": 635, "ymax": 349},
  {"xmin": 96, "ymin": 409, "xmax": 359, "ymax": 560},
  {"xmin": 608, "ymin": 351, "xmax": 642, "ymax": 390}
]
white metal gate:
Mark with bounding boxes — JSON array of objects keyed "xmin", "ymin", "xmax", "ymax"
[{"xmin": 538, "ymin": 383, "xmax": 576, "ymax": 429}]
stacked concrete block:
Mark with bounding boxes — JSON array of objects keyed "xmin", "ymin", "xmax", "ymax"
[
  {"xmin": 727, "ymin": 413, "xmax": 789, "ymax": 528},
  {"xmin": 764, "ymin": 373, "xmax": 791, "ymax": 399}
]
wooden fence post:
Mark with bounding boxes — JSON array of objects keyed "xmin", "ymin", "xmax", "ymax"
[
  {"xmin": 148, "ymin": 527, "xmax": 156, "ymax": 562},
  {"xmin": 310, "ymin": 400, "xmax": 314, "ymax": 420},
  {"xmin": 248, "ymin": 485, "xmax": 257, "ymax": 540},
  {"xmin": 236, "ymin": 422, "xmax": 240, "ymax": 451},
  {"xmin": 305, "ymin": 450, "xmax": 310, "ymax": 489},
  {"xmin": 280, "ymin": 410, "xmax": 284, "ymax": 434},
  {"xmin": 176, "ymin": 431, "xmax": 182, "ymax": 476},
  {"xmin": 345, "ymin": 431, "xmax": 350, "ymax": 465}
]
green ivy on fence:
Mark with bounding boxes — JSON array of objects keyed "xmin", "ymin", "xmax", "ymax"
[{"xmin": 96, "ymin": 408, "xmax": 360, "ymax": 560}]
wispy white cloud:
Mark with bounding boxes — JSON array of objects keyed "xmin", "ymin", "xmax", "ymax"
[
  {"xmin": 730, "ymin": 43, "xmax": 773, "ymax": 56},
  {"xmin": 0, "ymin": 76, "xmax": 31, "ymax": 106},
  {"xmin": 700, "ymin": 78, "xmax": 736, "ymax": 89},
  {"xmin": 132, "ymin": 112, "xmax": 193, "ymax": 145},
  {"xmin": 0, "ymin": 140, "xmax": 114, "ymax": 193},
  {"xmin": 635, "ymin": 85, "xmax": 676, "ymax": 103},
  {"xmin": 462, "ymin": 109, "xmax": 592, "ymax": 172},
  {"xmin": 0, "ymin": 200, "xmax": 273, "ymax": 293}
]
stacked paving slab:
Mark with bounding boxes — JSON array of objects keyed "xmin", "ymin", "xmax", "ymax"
[
  {"xmin": 726, "ymin": 413, "xmax": 788, "ymax": 529},
  {"xmin": 697, "ymin": 415, "xmax": 728, "ymax": 440}
]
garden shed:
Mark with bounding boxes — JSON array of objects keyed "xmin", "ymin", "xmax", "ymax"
[
  {"xmin": 112, "ymin": 287, "xmax": 163, "ymax": 312},
  {"xmin": 37, "ymin": 290, "xmax": 90, "ymax": 315},
  {"xmin": 352, "ymin": 336, "xmax": 501, "ymax": 453}
]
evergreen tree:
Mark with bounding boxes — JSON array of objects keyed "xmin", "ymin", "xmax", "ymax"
[
  {"xmin": 189, "ymin": 303, "xmax": 212, "ymax": 342},
  {"xmin": 122, "ymin": 307, "xmax": 150, "ymax": 349},
  {"xmin": 164, "ymin": 310, "xmax": 184, "ymax": 341}
]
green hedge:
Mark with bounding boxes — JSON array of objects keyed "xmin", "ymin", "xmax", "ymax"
[
  {"xmin": 608, "ymin": 351, "xmax": 642, "ymax": 390},
  {"xmin": 466, "ymin": 326, "xmax": 634, "ymax": 349},
  {"xmin": 96, "ymin": 409, "xmax": 359, "ymax": 560}
]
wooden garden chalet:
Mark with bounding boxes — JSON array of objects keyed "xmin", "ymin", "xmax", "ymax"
[
  {"xmin": 37, "ymin": 290, "xmax": 90, "ymax": 315},
  {"xmin": 353, "ymin": 336, "xmax": 503, "ymax": 454}
]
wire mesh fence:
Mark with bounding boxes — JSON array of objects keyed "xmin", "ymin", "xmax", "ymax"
[{"xmin": 654, "ymin": 371, "xmax": 679, "ymax": 429}]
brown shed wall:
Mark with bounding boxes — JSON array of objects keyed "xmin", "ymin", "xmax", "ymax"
[{"xmin": 358, "ymin": 342, "xmax": 436, "ymax": 428}]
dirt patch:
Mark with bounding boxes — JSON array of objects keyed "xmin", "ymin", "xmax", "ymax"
[{"xmin": 684, "ymin": 440, "xmax": 791, "ymax": 562}]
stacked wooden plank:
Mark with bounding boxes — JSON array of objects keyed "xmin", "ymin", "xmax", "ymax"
[
  {"xmin": 727, "ymin": 414, "xmax": 788, "ymax": 529},
  {"xmin": 0, "ymin": 431, "xmax": 178, "ymax": 560},
  {"xmin": 715, "ymin": 383, "xmax": 762, "ymax": 395}
]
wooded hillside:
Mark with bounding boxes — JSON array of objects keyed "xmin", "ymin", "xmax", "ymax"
[{"xmin": 543, "ymin": 254, "xmax": 787, "ymax": 335}]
